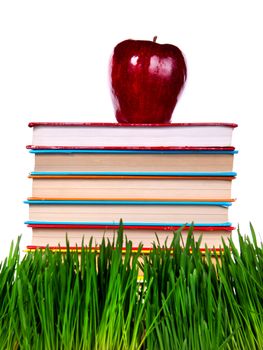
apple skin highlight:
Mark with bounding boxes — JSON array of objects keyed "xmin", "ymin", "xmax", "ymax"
[{"xmin": 110, "ymin": 38, "xmax": 187, "ymax": 124}]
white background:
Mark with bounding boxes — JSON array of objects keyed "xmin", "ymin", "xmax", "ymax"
[{"xmin": 0, "ymin": 0, "xmax": 262, "ymax": 261}]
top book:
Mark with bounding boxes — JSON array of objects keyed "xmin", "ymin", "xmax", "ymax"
[{"xmin": 28, "ymin": 122, "xmax": 237, "ymax": 149}]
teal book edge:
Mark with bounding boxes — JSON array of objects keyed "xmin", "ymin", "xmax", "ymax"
[
  {"xmin": 25, "ymin": 221, "xmax": 232, "ymax": 227},
  {"xmin": 24, "ymin": 200, "xmax": 232, "ymax": 207},
  {"xmin": 29, "ymin": 149, "xmax": 238, "ymax": 155},
  {"xmin": 30, "ymin": 171, "xmax": 237, "ymax": 177}
]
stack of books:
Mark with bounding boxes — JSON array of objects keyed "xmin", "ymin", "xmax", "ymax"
[{"xmin": 25, "ymin": 122, "xmax": 237, "ymax": 253}]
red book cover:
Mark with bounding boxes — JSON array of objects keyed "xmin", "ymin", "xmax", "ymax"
[
  {"xmin": 28, "ymin": 122, "xmax": 238, "ymax": 128},
  {"xmin": 27, "ymin": 223, "xmax": 234, "ymax": 231},
  {"xmin": 26, "ymin": 245, "xmax": 223, "ymax": 255}
]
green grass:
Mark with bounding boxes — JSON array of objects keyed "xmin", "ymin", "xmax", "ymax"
[{"xmin": 0, "ymin": 224, "xmax": 262, "ymax": 349}]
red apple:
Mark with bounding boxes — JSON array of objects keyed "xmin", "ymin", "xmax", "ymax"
[{"xmin": 109, "ymin": 37, "xmax": 187, "ymax": 123}]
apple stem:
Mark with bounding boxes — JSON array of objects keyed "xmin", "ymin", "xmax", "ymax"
[{"xmin": 153, "ymin": 36, "xmax": 157, "ymax": 42}]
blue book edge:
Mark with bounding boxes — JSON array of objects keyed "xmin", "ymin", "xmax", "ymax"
[
  {"xmin": 29, "ymin": 171, "xmax": 237, "ymax": 177},
  {"xmin": 24, "ymin": 200, "xmax": 232, "ymax": 207},
  {"xmin": 25, "ymin": 221, "xmax": 232, "ymax": 227},
  {"xmin": 29, "ymin": 149, "xmax": 238, "ymax": 155}
]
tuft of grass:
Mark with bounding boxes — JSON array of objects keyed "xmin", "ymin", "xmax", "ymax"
[{"xmin": 0, "ymin": 224, "xmax": 262, "ymax": 349}]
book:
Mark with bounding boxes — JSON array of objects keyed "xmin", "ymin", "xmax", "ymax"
[
  {"xmin": 28, "ymin": 122, "xmax": 237, "ymax": 149},
  {"xmin": 26, "ymin": 121, "xmax": 238, "ymax": 253},
  {"xmin": 29, "ymin": 174, "xmax": 235, "ymax": 201},
  {"xmin": 26, "ymin": 224, "xmax": 234, "ymax": 250},
  {"xmin": 30, "ymin": 149, "xmax": 237, "ymax": 173},
  {"xmin": 24, "ymin": 200, "xmax": 231, "ymax": 226}
]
